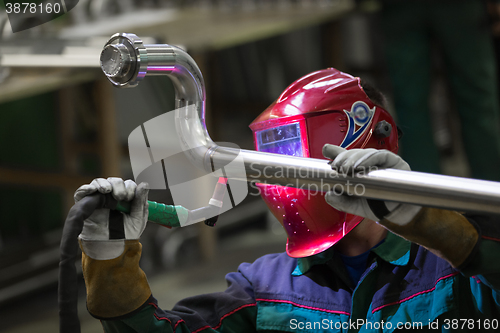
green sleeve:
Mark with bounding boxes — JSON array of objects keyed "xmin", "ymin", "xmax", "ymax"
[
  {"xmin": 461, "ymin": 238, "xmax": 500, "ymax": 291},
  {"xmin": 101, "ymin": 302, "xmax": 258, "ymax": 333}
]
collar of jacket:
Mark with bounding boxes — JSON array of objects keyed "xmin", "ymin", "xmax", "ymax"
[{"xmin": 292, "ymin": 232, "xmax": 411, "ymax": 276}]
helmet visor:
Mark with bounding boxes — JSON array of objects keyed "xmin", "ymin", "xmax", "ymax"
[{"xmin": 255, "ymin": 122, "xmax": 305, "ymax": 157}]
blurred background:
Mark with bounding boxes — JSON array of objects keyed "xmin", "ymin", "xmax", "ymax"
[{"xmin": 1, "ymin": 0, "xmax": 500, "ymax": 331}]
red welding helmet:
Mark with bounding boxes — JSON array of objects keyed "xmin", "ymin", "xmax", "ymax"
[{"xmin": 249, "ymin": 68, "xmax": 398, "ymax": 258}]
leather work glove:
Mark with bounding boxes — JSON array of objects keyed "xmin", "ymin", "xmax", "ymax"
[
  {"xmin": 75, "ymin": 177, "xmax": 152, "ymax": 319},
  {"xmin": 75, "ymin": 177, "xmax": 149, "ymax": 259},
  {"xmin": 323, "ymin": 144, "xmax": 479, "ymax": 268},
  {"xmin": 322, "ymin": 144, "xmax": 422, "ymax": 225}
]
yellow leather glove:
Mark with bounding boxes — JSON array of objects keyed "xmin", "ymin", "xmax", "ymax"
[{"xmin": 75, "ymin": 178, "xmax": 152, "ymax": 318}]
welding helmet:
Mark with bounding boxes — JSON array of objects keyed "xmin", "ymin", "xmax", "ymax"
[{"xmin": 249, "ymin": 68, "xmax": 398, "ymax": 258}]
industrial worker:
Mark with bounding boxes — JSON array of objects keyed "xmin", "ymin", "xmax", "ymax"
[{"xmin": 75, "ymin": 69, "xmax": 500, "ymax": 332}]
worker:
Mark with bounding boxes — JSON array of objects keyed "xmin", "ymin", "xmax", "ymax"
[{"xmin": 75, "ymin": 68, "xmax": 500, "ymax": 332}]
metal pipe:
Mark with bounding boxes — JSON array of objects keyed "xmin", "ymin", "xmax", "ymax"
[
  {"xmin": 101, "ymin": 33, "xmax": 212, "ymax": 171},
  {"xmin": 100, "ymin": 33, "xmax": 500, "ymax": 215}
]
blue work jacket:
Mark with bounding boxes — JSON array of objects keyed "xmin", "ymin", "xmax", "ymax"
[{"xmin": 101, "ymin": 213, "xmax": 500, "ymax": 332}]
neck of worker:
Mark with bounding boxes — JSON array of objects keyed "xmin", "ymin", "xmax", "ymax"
[{"xmin": 334, "ymin": 219, "xmax": 387, "ymax": 257}]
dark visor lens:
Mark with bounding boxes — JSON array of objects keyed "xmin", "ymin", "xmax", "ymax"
[{"xmin": 256, "ymin": 122, "xmax": 303, "ymax": 157}]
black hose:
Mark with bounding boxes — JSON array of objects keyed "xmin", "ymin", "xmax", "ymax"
[{"xmin": 58, "ymin": 194, "xmax": 116, "ymax": 333}]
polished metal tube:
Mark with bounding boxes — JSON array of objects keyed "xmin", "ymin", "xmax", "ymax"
[
  {"xmin": 210, "ymin": 146, "xmax": 500, "ymax": 214},
  {"xmin": 100, "ymin": 33, "xmax": 500, "ymax": 215},
  {"xmin": 100, "ymin": 33, "xmax": 212, "ymax": 170}
]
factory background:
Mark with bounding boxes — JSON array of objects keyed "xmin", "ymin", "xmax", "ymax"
[{"xmin": 0, "ymin": 0, "xmax": 497, "ymax": 331}]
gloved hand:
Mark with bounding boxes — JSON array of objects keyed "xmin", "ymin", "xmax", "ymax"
[
  {"xmin": 74, "ymin": 177, "xmax": 152, "ymax": 319},
  {"xmin": 75, "ymin": 177, "xmax": 149, "ymax": 260},
  {"xmin": 322, "ymin": 144, "xmax": 479, "ymax": 268},
  {"xmin": 322, "ymin": 144, "xmax": 422, "ymax": 225}
]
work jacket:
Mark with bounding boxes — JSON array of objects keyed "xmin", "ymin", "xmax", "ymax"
[{"xmin": 100, "ymin": 213, "xmax": 500, "ymax": 332}]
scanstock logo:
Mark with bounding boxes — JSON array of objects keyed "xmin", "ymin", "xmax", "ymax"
[
  {"xmin": 128, "ymin": 105, "xmax": 248, "ymax": 225},
  {"xmin": 3, "ymin": 0, "xmax": 78, "ymax": 33}
]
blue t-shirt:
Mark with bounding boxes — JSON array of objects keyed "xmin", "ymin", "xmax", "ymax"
[{"xmin": 340, "ymin": 240, "xmax": 385, "ymax": 285}]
